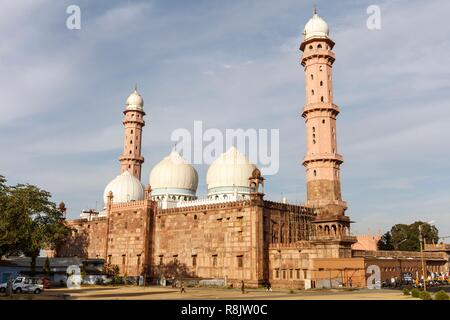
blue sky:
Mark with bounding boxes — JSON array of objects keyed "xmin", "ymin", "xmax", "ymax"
[{"xmin": 0, "ymin": 0, "xmax": 449, "ymax": 237}]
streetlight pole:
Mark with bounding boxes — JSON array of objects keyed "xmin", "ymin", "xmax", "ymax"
[{"xmin": 419, "ymin": 225, "xmax": 427, "ymax": 292}]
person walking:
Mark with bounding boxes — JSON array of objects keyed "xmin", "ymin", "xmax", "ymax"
[
  {"xmin": 241, "ymin": 280, "xmax": 245, "ymax": 294},
  {"xmin": 180, "ymin": 281, "xmax": 186, "ymax": 294},
  {"xmin": 265, "ymin": 281, "xmax": 272, "ymax": 293}
]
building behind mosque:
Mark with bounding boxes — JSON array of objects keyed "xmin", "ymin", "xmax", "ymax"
[{"xmin": 57, "ymin": 11, "xmax": 450, "ymax": 289}]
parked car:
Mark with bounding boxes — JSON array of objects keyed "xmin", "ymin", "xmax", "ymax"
[{"xmin": 0, "ymin": 276, "xmax": 44, "ymax": 294}]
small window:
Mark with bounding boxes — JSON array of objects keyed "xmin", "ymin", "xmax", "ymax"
[
  {"xmin": 320, "ymin": 81, "xmax": 323, "ymax": 86},
  {"xmin": 311, "ymin": 90, "xmax": 314, "ymax": 96},
  {"xmin": 317, "ymin": 44, "xmax": 322, "ymax": 49},
  {"xmin": 159, "ymin": 255, "xmax": 163, "ymax": 265},
  {"xmin": 130, "ymin": 140, "xmax": 132, "ymax": 144},
  {"xmin": 321, "ymin": 96, "xmax": 324, "ymax": 102},
  {"xmin": 313, "ymin": 140, "xmax": 316, "ymax": 144},
  {"xmin": 319, "ymin": 66, "xmax": 323, "ymax": 71},
  {"xmin": 131, "ymin": 130, "xmax": 133, "ymax": 134},
  {"xmin": 312, "ymin": 127, "xmax": 315, "ymax": 133},
  {"xmin": 122, "ymin": 255, "xmax": 126, "ymax": 265},
  {"xmin": 296, "ymin": 269, "xmax": 301, "ymax": 279},
  {"xmin": 192, "ymin": 255, "xmax": 197, "ymax": 267},
  {"xmin": 310, "ymin": 74, "xmax": 313, "ymax": 80},
  {"xmin": 309, "ymin": 45, "xmax": 313, "ymax": 50},
  {"xmin": 237, "ymin": 255, "xmax": 244, "ymax": 268},
  {"xmin": 290, "ymin": 269, "xmax": 293, "ymax": 279},
  {"xmin": 313, "ymin": 170, "xmax": 317, "ymax": 177},
  {"xmin": 275, "ymin": 270, "xmax": 279, "ymax": 278},
  {"xmin": 212, "ymin": 255, "xmax": 218, "ymax": 267},
  {"xmin": 129, "ymin": 150, "xmax": 132, "ymax": 155},
  {"xmin": 322, "ymin": 119, "xmax": 325, "ymax": 124}
]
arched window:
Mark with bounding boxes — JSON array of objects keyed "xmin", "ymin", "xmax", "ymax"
[
  {"xmin": 309, "ymin": 45, "xmax": 313, "ymax": 50},
  {"xmin": 313, "ymin": 139, "xmax": 316, "ymax": 144},
  {"xmin": 332, "ymin": 225, "xmax": 337, "ymax": 235},
  {"xmin": 320, "ymin": 81, "xmax": 323, "ymax": 86},
  {"xmin": 322, "ymin": 119, "xmax": 325, "ymax": 124},
  {"xmin": 320, "ymin": 96, "xmax": 324, "ymax": 102},
  {"xmin": 312, "ymin": 127, "xmax": 315, "ymax": 133},
  {"xmin": 310, "ymin": 74, "xmax": 314, "ymax": 80},
  {"xmin": 317, "ymin": 44, "xmax": 322, "ymax": 49},
  {"xmin": 131, "ymin": 130, "xmax": 133, "ymax": 134},
  {"xmin": 313, "ymin": 170, "xmax": 317, "ymax": 177},
  {"xmin": 311, "ymin": 89, "xmax": 315, "ymax": 96}
]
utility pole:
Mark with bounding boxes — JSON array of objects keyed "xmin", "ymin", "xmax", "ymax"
[{"xmin": 419, "ymin": 225, "xmax": 427, "ymax": 292}]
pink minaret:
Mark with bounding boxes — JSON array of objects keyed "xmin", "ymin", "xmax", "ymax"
[
  {"xmin": 119, "ymin": 86, "xmax": 145, "ymax": 180},
  {"xmin": 300, "ymin": 10, "xmax": 346, "ymax": 213}
]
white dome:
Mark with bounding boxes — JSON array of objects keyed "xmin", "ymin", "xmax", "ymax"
[
  {"xmin": 103, "ymin": 171, "xmax": 144, "ymax": 204},
  {"xmin": 149, "ymin": 150, "xmax": 198, "ymax": 198},
  {"xmin": 303, "ymin": 13, "xmax": 329, "ymax": 40},
  {"xmin": 125, "ymin": 88, "xmax": 144, "ymax": 111},
  {"xmin": 206, "ymin": 146, "xmax": 257, "ymax": 196}
]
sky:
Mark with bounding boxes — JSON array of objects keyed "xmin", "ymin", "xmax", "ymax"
[{"xmin": 0, "ymin": 0, "xmax": 449, "ymax": 238}]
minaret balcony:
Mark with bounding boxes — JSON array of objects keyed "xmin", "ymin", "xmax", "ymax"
[
  {"xmin": 302, "ymin": 153, "xmax": 343, "ymax": 165},
  {"xmin": 119, "ymin": 155, "xmax": 144, "ymax": 162},
  {"xmin": 302, "ymin": 102, "xmax": 340, "ymax": 117},
  {"xmin": 301, "ymin": 49, "xmax": 335, "ymax": 65}
]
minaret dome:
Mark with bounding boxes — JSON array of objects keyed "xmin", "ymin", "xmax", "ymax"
[{"xmin": 303, "ymin": 10, "xmax": 329, "ymax": 40}]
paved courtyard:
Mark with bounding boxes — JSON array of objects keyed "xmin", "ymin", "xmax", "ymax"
[{"xmin": 13, "ymin": 286, "xmax": 417, "ymax": 300}]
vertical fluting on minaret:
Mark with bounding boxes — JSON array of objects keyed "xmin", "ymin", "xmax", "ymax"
[
  {"xmin": 119, "ymin": 86, "xmax": 145, "ymax": 180},
  {"xmin": 300, "ymin": 11, "xmax": 346, "ymax": 212}
]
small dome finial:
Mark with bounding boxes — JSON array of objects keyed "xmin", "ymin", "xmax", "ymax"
[
  {"xmin": 134, "ymin": 83, "xmax": 138, "ymax": 92},
  {"xmin": 313, "ymin": 3, "xmax": 317, "ymax": 15}
]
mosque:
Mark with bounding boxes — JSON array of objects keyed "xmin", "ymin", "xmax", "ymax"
[{"xmin": 57, "ymin": 11, "xmax": 450, "ymax": 288}]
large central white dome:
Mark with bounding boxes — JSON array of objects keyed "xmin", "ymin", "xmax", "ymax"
[
  {"xmin": 206, "ymin": 146, "xmax": 257, "ymax": 198},
  {"xmin": 149, "ymin": 150, "xmax": 198, "ymax": 200},
  {"xmin": 103, "ymin": 171, "xmax": 144, "ymax": 204}
]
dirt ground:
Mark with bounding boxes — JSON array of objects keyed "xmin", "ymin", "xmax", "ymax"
[{"xmin": 0, "ymin": 286, "xmax": 419, "ymax": 300}]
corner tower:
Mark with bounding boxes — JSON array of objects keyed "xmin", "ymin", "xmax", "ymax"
[
  {"xmin": 119, "ymin": 86, "xmax": 145, "ymax": 180},
  {"xmin": 300, "ymin": 10, "xmax": 346, "ymax": 214}
]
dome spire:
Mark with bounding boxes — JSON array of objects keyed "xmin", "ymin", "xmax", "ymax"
[{"xmin": 313, "ymin": 3, "xmax": 317, "ymax": 15}]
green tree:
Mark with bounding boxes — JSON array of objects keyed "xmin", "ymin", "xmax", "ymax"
[
  {"xmin": 377, "ymin": 232, "xmax": 394, "ymax": 250},
  {"xmin": 0, "ymin": 175, "xmax": 23, "ymax": 258},
  {"xmin": 378, "ymin": 221, "xmax": 439, "ymax": 252},
  {"xmin": 43, "ymin": 256, "xmax": 51, "ymax": 275},
  {"xmin": 0, "ymin": 176, "xmax": 71, "ymax": 274}
]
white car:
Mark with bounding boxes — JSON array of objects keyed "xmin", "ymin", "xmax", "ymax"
[{"xmin": 0, "ymin": 276, "xmax": 44, "ymax": 294}]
